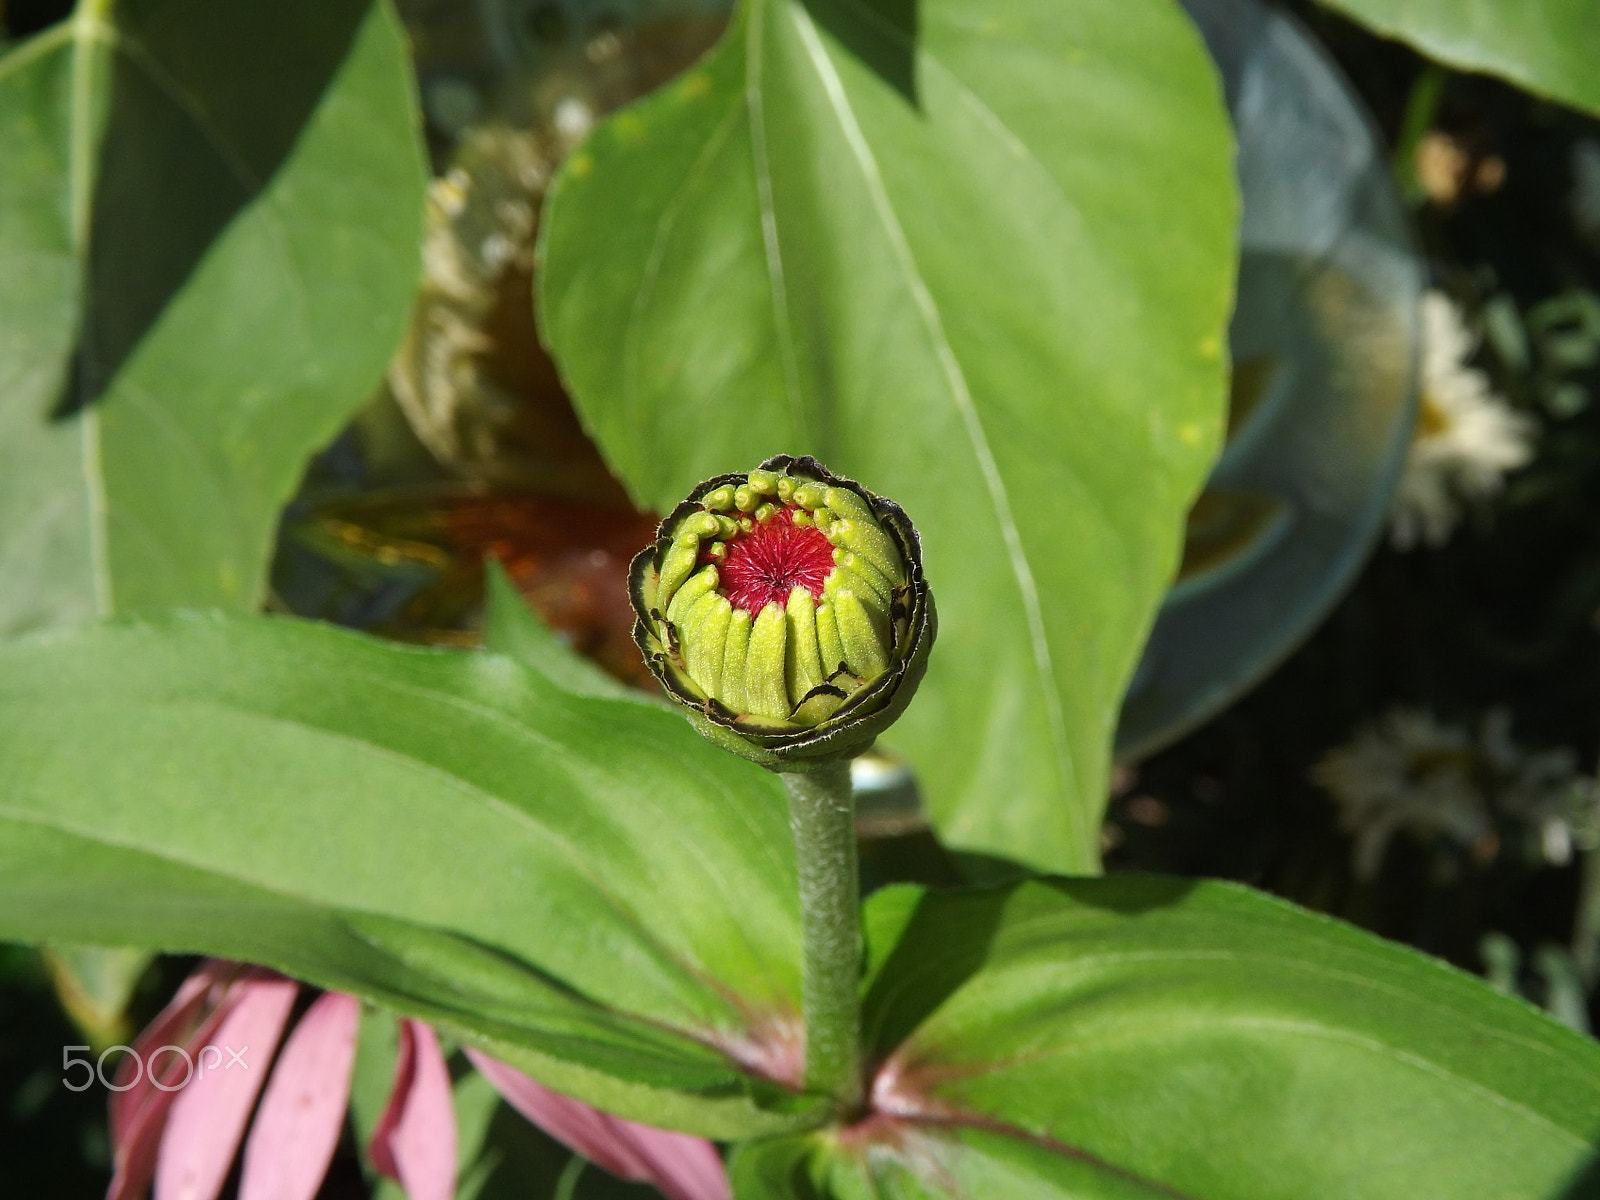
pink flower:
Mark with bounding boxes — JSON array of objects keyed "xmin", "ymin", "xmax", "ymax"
[
  {"xmin": 108, "ymin": 959, "xmax": 729, "ymax": 1200},
  {"xmin": 464, "ymin": 1051, "xmax": 731, "ymax": 1200}
]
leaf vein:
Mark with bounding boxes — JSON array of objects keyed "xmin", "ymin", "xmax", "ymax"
[
  {"xmin": 787, "ymin": 6, "xmax": 1075, "ymax": 804},
  {"xmin": 746, "ymin": 0, "xmax": 812, "ymax": 447}
]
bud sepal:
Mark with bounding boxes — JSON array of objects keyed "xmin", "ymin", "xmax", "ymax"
[{"xmin": 629, "ymin": 455, "xmax": 935, "ymax": 770}]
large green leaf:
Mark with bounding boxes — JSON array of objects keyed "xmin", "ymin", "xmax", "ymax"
[
  {"xmin": 0, "ymin": 0, "xmax": 426, "ymax": 637},
  {"xmin": 1318, "ymin": 0, "xmax": 1600, "ymax": 118},
  {"xmin": 482, "ymin": 559, "xmax": 652, "ymax": 704},
  {"xmin": 0, "ymin": 614, "xmax": 818, "ymax": 1138},
  {"xmin": 731, "ymin": 878, "xmax": 1600, "ymax": 1198},
  {"xmin": 537, "ymin": 0, "xmax": 1237, "ymax": 874}
]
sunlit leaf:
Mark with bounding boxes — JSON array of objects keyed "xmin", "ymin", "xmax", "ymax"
[
  {"xmin": 0, "ymin": 614, "xmax": 817, "ymax": 1139},
  {"xmin": 538, "ymin": 0, "xmax": 1237, "ymax": 872},
  {"xmin": 0, "ymin": 0, "xmax": 426, "ymax": 635},
  {"xmin": 730, "ymin": 877, "xmax": 1600, "ymax": 1197}
]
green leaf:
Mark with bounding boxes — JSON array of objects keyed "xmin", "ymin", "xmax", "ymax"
[
  {"xmin": 1318, "ymin": 0, "xmax": 1600, "ymax": 118},
  {"xmin": 0, "ymin": 614, "xmax": 817, "ymax": 1138},
  {"xmin": 0, "ymin": 0, "xmax": 426, "ymax": 637},
  {"xmin": 38, "ymin": 942, "xmax": 150, "ymax": 1045},
  {"xmin": 538, "ymin": 0, "xmax": 1237, "ymax": 874},
  {"xmin": 735, "ymin": 877, "xmax": 1600, "ymax": 1198},
  {"xmin": 483, "ymin": 559, "xmax": 649, "ymax": 704},
  {"xmin": 730, "ymin": 1126, "xmax": 1180, "ymax": 1200}
]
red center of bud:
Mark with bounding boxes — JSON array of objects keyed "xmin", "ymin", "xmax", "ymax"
[{"xmin": 716, "ymin": 507, "xmax": 835, "ymax": 614}]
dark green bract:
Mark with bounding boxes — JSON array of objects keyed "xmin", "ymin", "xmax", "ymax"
[{"xmin": 630, "ymin": 455, "xmax": 935, "ymax": 770}]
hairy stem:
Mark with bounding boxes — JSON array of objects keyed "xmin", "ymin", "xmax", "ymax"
[{"xmin": 782, "ymin": 762, "xmax": 863, "ymax": 1110}]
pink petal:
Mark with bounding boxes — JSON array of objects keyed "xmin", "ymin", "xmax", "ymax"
[
  {"xmin": 107, "ymin": 960, "xmax": 253, "ymax": 1200},
  {"xmin": 153, "ymin": 973, "xmax": 299, "ymax": 1200},
  {"xmin": 368, "ymin": 1019, "xmax": 457, "ymax": 1200},
  {"xmin": 110, "ymin": 960, "xmax": 221, "ymax": 1144},
  {"xmin": 237, "ymin": 991, "xmax": 361, "ymax": 1200},
  {"xmin": 465, "ymin": 1051, "xmax": 636, "ymax": 1173},
  {"xmin": 464, "ymin": 1050, "xmax": 729, "ymax": 1200}
]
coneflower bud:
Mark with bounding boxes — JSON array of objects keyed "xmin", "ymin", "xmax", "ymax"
[{"xmin": 629, "ymin": 455, "xmax": 935, "ymax": 769}]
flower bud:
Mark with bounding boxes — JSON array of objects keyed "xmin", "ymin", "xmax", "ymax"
[{"xmin": 629, "ymin": 455, "xmax": 935, "ymax": 769}]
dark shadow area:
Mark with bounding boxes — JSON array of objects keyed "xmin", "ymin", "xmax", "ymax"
[
  {"xmin": 860, "ymin": 884, "xmax": 1010, "ymax": 1057},
  {"xmin": 0, "ymin": 947, "xmax": 118, "ymax": 1197},
  {"xmin": 861, "ymin": 874, "xmax": 1200, "ymax": 1057},
  {"xmin": 1558, "ymin": 1147, "xmax": 1600, "ymax": 1199},
  {"xmin": 1042, "ymin": 873, "xmax": 1202, "ymax": 916},
  {"xmin": 53, "ymin": 0, "xmax": 371, "ymax": 419},
  {"xmin": 804, "ymin": 0, "xmax": 919, "ymax": 110},
  {"xmin": 2, "ymin": 0, "xmax": 73, "ymax": 39},
  {"xmin": 950, "ymin": 849, "xmax": 1037, "ymax": 885},
  {"xmin": 860, "ymin": 829, "xmax": 970, "ymax": 892},
  {"xmin": 0, "ymin": 948, "xmax": 198, "ymax": 1199}
]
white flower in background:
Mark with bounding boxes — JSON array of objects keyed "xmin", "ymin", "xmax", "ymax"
[
  {"xmin": 1390, "ymin": 292, "xmax": 1537, "ymax": 550},
  {"xmin": 1313, "ymin": 709, "xmax": 1492, "ymax": 880},
  {"xmin": 1314, "ymin": 707, "xmax": 1596, "ymax": 879},
  {"xmin": 1482, "ymin": 709, "xmax": 1599, "ymax": 867}
]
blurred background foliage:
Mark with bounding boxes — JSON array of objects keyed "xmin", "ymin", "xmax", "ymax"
[{"xmin": 1113, "ymin": 4, "xmax": 1600, "ymax": 1012}]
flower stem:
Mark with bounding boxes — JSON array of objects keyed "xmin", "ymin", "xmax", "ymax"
[{"xmin": 781, "ymin": 762, "xmax": 863, "ymax": 1110}]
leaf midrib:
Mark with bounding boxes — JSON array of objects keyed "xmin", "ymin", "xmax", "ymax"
[
  {"xmin": 903, "ymin": 1013, "xmax": 1592, "ymax": 1153},
  {"xmin": 745, "ymin": 0, "xmax": 812, "ymax": 450},
  {"xmin": 0, "ymin": 804, "xmax": 739, "ymax": 1075},
  {"xmin": 775, "ymin": 0, "xmax": 1078, "ymax": 818},
  {"xmin": 68, "ymin": 4, "xmax": 113, "ymax": 615},
  {"xmin": 3, "ymin": 690, "xmax": 736, "ymax": 1027},
  {"xmin": 884, "ymin": 940, "xmax": 1593, "ymax": 1082},
  {"xmin": 878, "ymin": 1113, "xmax": 1202, "ymax": 1200}
]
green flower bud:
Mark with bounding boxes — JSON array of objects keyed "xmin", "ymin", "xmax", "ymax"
[{"xmin": 630, "ymin": 455, "xmax": 936, "ymax": 770}]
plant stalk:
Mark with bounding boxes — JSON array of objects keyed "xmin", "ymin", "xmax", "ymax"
[
  {"xmin": 781, "ymin": 762, "xmax": 863, "ymax": 1110},
  {"xmin": 1573, "ymin": 839, "xmax": 1600, "ymax": 989}
]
